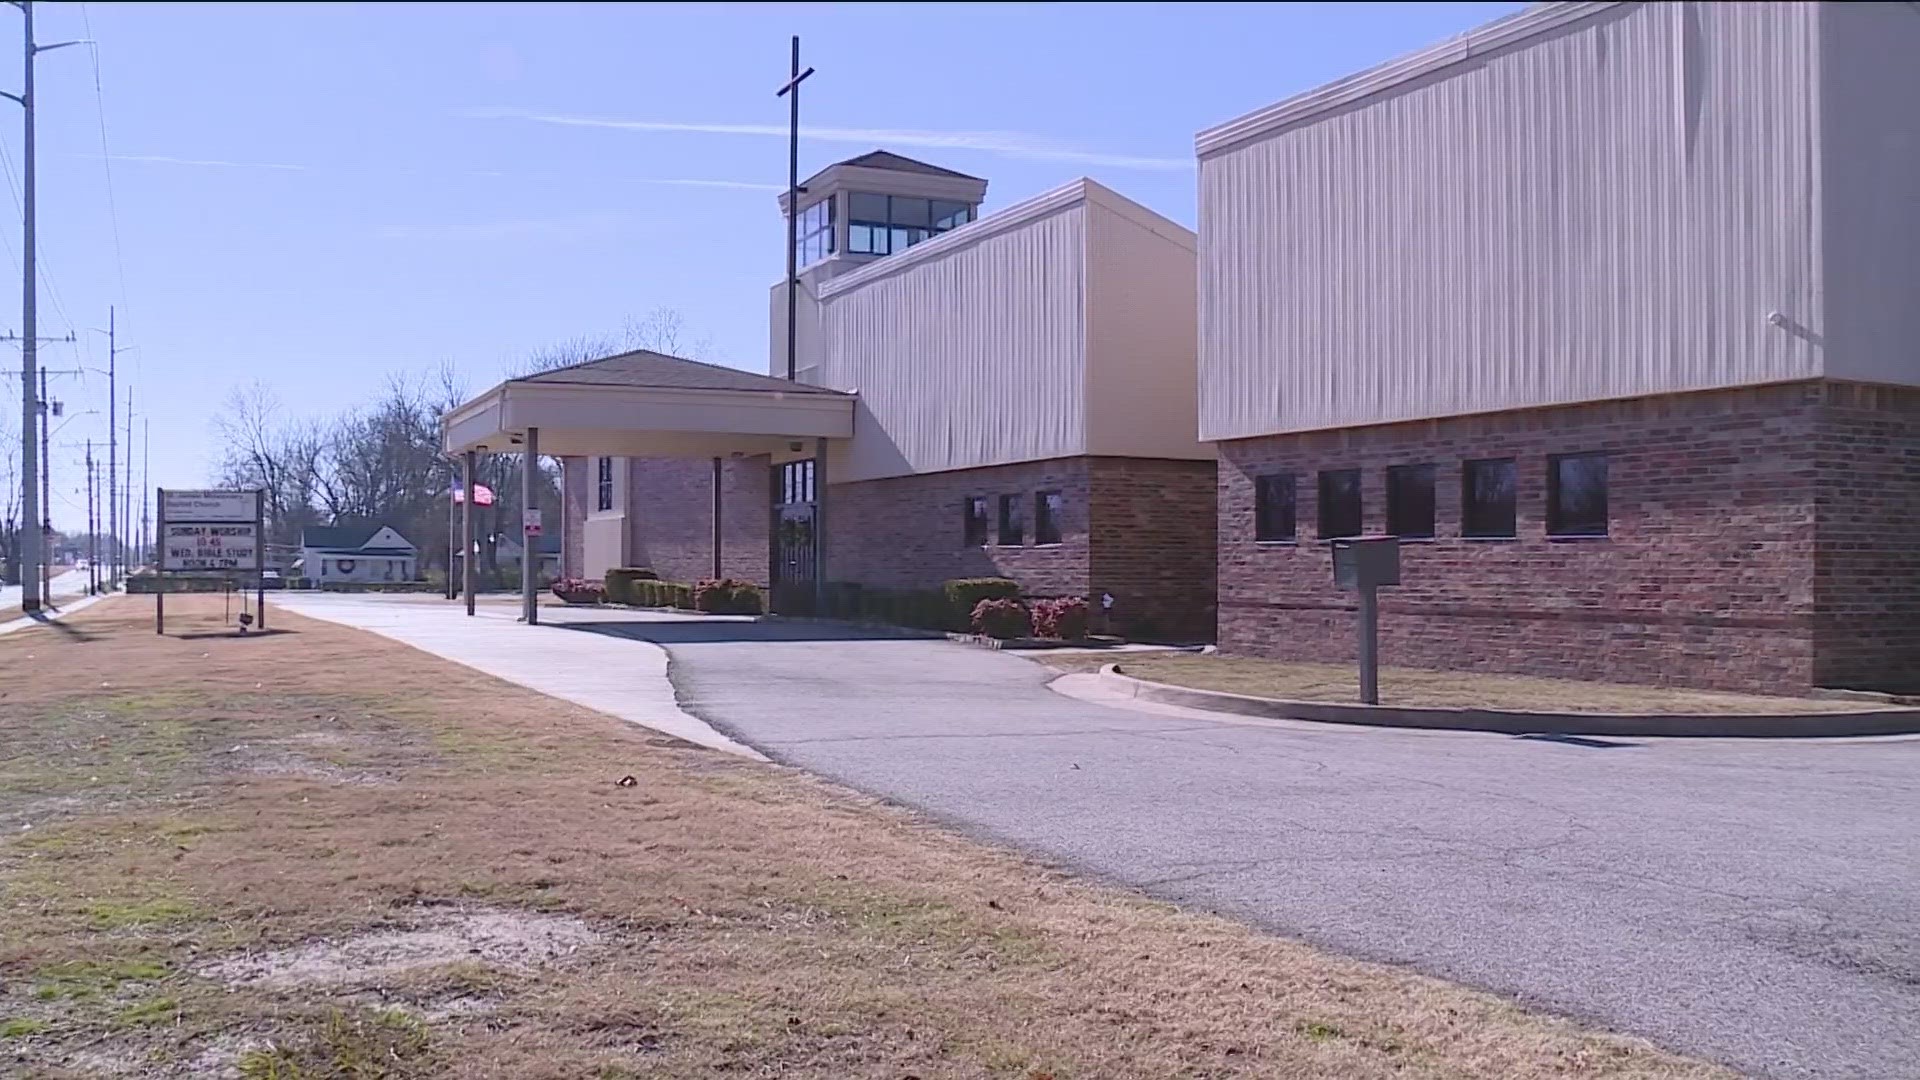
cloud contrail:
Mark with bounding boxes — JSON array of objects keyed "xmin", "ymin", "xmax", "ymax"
[{"xmin": 474, "ymin": 109, "xmax": 1192, "ymax": 172}]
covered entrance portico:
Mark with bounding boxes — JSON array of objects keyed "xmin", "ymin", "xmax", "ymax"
[{"xmin": 440, "ymin": 351, "xmax": 854, "ymax": 625}]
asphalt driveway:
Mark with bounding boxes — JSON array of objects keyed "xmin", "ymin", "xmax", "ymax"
[{"xmin": 555, "ymin": 611, "xmax": 1920, "ymax": 1080}]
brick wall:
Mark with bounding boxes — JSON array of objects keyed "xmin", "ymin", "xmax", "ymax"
[
  {"xmin": 1217, "ymin": 384, "xmax": 1828, "ymax": 692},
  {"xmin": 1089, "ymin": 457, "xmax": 1218, "ymax": 639},
  {"xmin": 623, "ymin": 455, "xmax": 771, "ymax": 585},
  {"xmin": 1813, "ymin": 383, "xmax": 1920, "ymax": 690},
  {"xmin": 559, "ymin": 456, "xmax": 586, "ymax": 580},
  {"xmin": 825, "ymin": 455, "xmax": 1217, "ymax": 639}
]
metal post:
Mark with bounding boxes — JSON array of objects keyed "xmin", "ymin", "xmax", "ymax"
[
  {"xmin": 445, "ymin": 461, "xmax": 457, "ymax": 600},
  {"xmin": 255, "ymin": 489, "xmax": 266, "ymax": 631},
  {"xmin": 153, "ymin": 486, "xmax": 164, "ymax": 634},
  {"xmin": 710, "ymin": 456, "xmax": 723, "ymax": 580},
  {"xmin": 812, "ymin": 438, "xmax": 827, "ymax": 615},
  {"xmin": 1358, "ymin": 584, "xmax": 1380, "ymax": 705},
  {"xmin": 521, "ymin": 427, "xmax": 538, "ymax": 626},
  {"xmin": 462, "ymin": 450, "xmax": 476, "ymax": 617}
]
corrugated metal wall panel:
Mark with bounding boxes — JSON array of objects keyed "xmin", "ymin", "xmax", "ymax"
[
  {"xmin": 1083, "ymin": 195, "xmax": 1208, "ymax": 460},
  {"xmin": 1199, "ymin": 1, "xmax": 1824, "ymax": 442},
  {"xmin": 1821, "ymin": 2, "xmax": 1920, "ymax": 389},
  {"xmin": 820, "ymin": 203, "xmax": 1089, "ymax": 482}
]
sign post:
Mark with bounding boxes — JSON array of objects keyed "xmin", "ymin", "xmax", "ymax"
[
  {"xmin": 1332, "ymin": 536, "xmax": 1402, "ymax": 705},
  {"xmin": 157, "ymin": 488, "xmax": 265, "ymax": 635}
]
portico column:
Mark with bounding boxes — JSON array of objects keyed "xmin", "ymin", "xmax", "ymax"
[
  {"xmin": 522, "ymin": 426, "xmax": 540, "ymax": 626},
  {"xmin": 711, "ymin": 456, "xmax": 724, "ymax": 581},
  {"xmin": 462, "ymin": 449, "xmax": 477, "ymax": 617},
  {"xmin": 813, "ymin": 437, "xmax": 827, "ymax": 614}
]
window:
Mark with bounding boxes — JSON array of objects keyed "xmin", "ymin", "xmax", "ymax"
[
  {"xmin": 1548, "ymin": 452, "xmax": 1609, "ymax": 537},
  {"xmin": 1254, "ymin": 473, "xmax": 1297, "ymax": 542},
  {"xmin": 848, "ymin": 192, "xmax": 975, "ymax": 255},
  {"xmin": 776, "ymin": 460, "xmax": 816, "ymax": 507},
  {"xmin": 1385, "ymin": 463, "xmax": 1436, "ymax": 539},
  {"xmin": 596, "ymin": 456, "xmax": 614, "ymax": 512},
  {"xmin": 963, "ymin": 496, "xmax": 988, "ymax": 546},
  {"xmin": 996, "ymin": 494, "xmax": 1023, "ymax": 546},
  {"xmin": 1317, "ymin": 469, "xmax": 1362, "ymax": 539},
  {"xmin": 1461, "ymin": 458, "xmax": 1517, "ymax": 538},
  {"xmin": 793, "ymin": 197, "xmax": 835, "ymax": 267},
  {"xmin": 1034, "ymin": 490, "xmax": 1064, "ymax": 545}
]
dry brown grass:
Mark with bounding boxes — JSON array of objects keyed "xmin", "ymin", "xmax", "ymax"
[
  {"xmin": 0, "ymin": 596, "xmax": 1730, "ymax": 1079},
  {"xmin": 1106, "ymin": 653, "xmax": 1876, "ymax": 715}
]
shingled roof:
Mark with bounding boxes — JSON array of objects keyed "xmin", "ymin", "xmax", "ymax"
[{"xmin": 512, "ymin": 350, "xmax": 848, "ymax": 396}]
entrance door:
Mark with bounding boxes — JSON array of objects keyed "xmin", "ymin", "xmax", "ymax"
[{"xmin": 769, "ymin": 459, "xmax": 817, "ymax": 614}]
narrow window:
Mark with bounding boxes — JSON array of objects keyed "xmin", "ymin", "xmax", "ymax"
[
  {"xmin": 1254, "ymin": 473, "xmax": 1297, "ymax": 542},
  {"xmin": 1317, "ymin": 469, "xmax": 1362, "ymax": 539},
  {"xmin": 1385, "ymin": 464, "xmax": 1436, "ymax": 539},
  {"xmin": 1461, "ymin": 458, "xmax": 1517, "ymax": 538},
  {"xmin": 997, "ymin": 494, "xmax": 1023, "ymax": 546},
  {"xmin": 1034, "ymin": 490, "xmax": 1064, "ymax": 545},
  {"xmin": 1548, "ymin": 452, "xmax": 1609, "ymax": 537},
  {"xmin": 963, "ymin": 497, "xmax": 988, "ymax": 546},
  {"xmin": 596, "ymin": 456, "xmax": 614, "ymax": 512}
]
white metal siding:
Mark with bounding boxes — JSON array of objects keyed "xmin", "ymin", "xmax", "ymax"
[
  {"xmin": 1084, "ymin": 196, "xmax": 1208, "ymax": 460},
  {"xmin": 1198, "ymin": 1, "xmax": 1824, "ymax": 441},
  {"xmin": 820, "ymin": 203, "xmax": 1089, "ymax": 482},
  {"xmin": 1820, "ymin": 1, "xmax": 1920, "ymax": 389}
]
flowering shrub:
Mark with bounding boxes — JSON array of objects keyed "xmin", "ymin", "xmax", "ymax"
[
  {"xmin": 971, "ymin": 597, "xmax": 1032, "ymax": 640},
  {"xmin": 695, "ymin": 577, "xmax": 764, "ymax": 614},
  {"xmin": 550, "ymin": 578, "xmax": 607, "ymax": 605},
  {"xmin": 1031, "ymin": 596, "xmax": 1090, "ymax": 640}
]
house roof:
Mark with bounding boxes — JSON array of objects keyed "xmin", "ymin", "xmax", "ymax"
[
  {"xmin": 300, "ymin": 525, "xmax": 416, "ymax": 551},
  {"xmin": 301, "ymin": 525, "xmax": 380, "ymax": 550},
  {"xmin": 828, "ymin": 150, "xmax": 984, "ymax": 182},
  {"xmin": 512, "ymin": 349, "xmax": 848, "ymax": 396}
]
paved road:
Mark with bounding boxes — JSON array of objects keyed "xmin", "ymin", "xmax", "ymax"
[
  {"xmin": 0, "ymin": 568, "xmax": 93, "ymax": 612},
  {"xmin": 546, "ymin": 611, "xmax": 1920, "ymax": 1080}
]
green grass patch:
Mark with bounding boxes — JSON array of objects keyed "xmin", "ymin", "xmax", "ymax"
[
  {"xmin": 237, "ymin": 1008, "xmax": 435, "ymax": 1079},
  {"xmin": 32, "ymin": 958, "xmax": 169, "ymax": 1001},
  {"xmin": 86, "ymin": 897, "xmax": 196, "ymax": 929},
  {"xmin": 115, "ymin": 996, "xmax": 179, "ymax": 1027},
  {"xmin": 1, "ymin": 1017, "xmax": 50, "ymax": 1038}
]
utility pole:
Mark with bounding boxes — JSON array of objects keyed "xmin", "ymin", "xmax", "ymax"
[
  {"xmin": 106, "ymin": 306, "xmax": 120, "ymax": 587},
  {"xmin": 123, "ymin": 386, "xmax": 132, "ymax": 569},
  {"xmin": 37, "ymin": 366, "xmax": 47, "ymax": 600},
  {"xmin": 139, "ymin": 415, "xmax": 148, "ymax": 569},
  {"xmin": 84, "ymin": 437, "xmax": 94, "ymax": 594},
  {"xmin": 1, "ymin": 2, "xmax": 83, "ymax": 613},
  {"xmin": 776, "ymin": 35, "xmax": 812, "ymax": 382}
]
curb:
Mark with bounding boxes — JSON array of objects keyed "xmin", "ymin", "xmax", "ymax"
[{"xmin": 1097, "ymin": 664, "xmax": 1920, "ymax": 739}]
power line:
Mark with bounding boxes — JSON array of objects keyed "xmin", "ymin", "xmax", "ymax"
[
  {"xmin": 0, "ymin": 134, "xmax": 75, "ymax": 338},
  {"xmin": 78, "ymin": 5, "xmax": 129, "ymax": 331}
]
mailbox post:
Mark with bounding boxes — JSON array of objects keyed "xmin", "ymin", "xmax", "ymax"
[{"xmin": 1332, "ymin": 536, "xmax": 1401, "ymax": 705}]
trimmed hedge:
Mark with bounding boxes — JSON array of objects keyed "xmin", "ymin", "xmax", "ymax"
[
  {"xmin": 695, "ymin": 578, "xmax": 763, "ymax": 615},
  {"xmin": 603, "ymin": 567, "xmax": 659, "ymax": 605},
  {"xmin": 631, "ymin": 579, "xmax": 695, "ymax": 610},
  {"xmin": 943, "ymin": 577, "xmax": 1021, "ymax": 615},
  {"xmin": 971, "ymin": 597, "xmax": 1032, "ymax": 639}
]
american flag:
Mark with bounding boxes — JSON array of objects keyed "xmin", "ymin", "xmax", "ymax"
[{"xmin": 452, "ymin": 482, "xmax": 495, "ymax": 506}]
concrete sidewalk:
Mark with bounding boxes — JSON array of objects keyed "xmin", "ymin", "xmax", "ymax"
[{"xmin": 270, "ymin": 593, "xmax": 764, "ymax": 759}]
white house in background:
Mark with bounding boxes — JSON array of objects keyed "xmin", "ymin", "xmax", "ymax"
[
  {"xmin": 492, "ymin": 534, "xmax": 562, "ymax": 575},
  {"xmin": 297, "ymin": 525, "xmax": 419, "ymax": 583}
]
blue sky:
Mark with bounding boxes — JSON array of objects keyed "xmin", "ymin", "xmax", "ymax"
[{"xmin": 17, "ymin": 0, "xmax": 1519, "ymax": 530}]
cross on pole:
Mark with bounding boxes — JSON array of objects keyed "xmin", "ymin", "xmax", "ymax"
[{"xmin": 776, "ymin": 35, "xmax": 813, "ymax": 382}]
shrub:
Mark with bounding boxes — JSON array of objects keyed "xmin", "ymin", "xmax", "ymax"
[
  {"xmin": 1031, "ymin": 596, "xmax": 1091, "ymax": 640},
  {"xmin": 666, "ymin": 582, "xmax": 695, "ymax": 609},
  {"xmin": 695, "ymin": 577, "xmax": 763, "ymax": 615},
  {"xmin": 971, "ymin": 597, "xmax": 1031, "ymax": 639},
  {"xmin": 603, "ymin": 567, "xmax": 658, "ymax": 605},
  {"xmin": 944, "ymin": 577, "xmax": 1021, "ymax": 615},
  {"xmin": 550, "ymin": 578, "xmax": 606, "ymax": 605}
]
